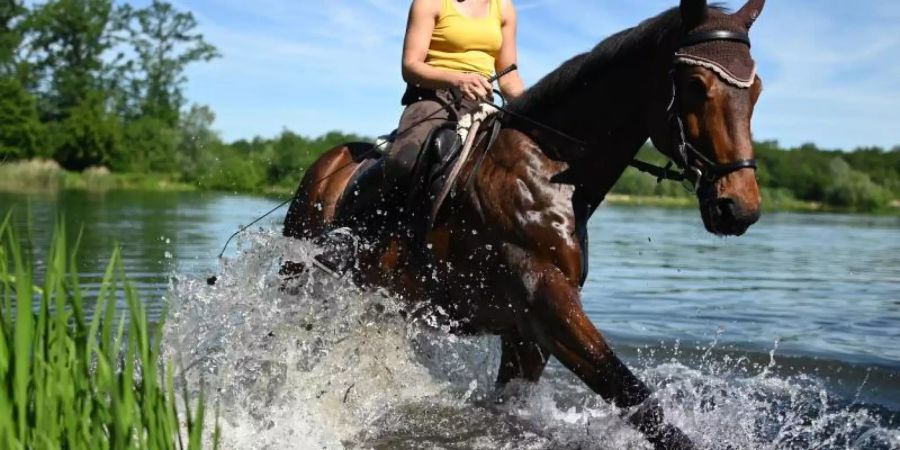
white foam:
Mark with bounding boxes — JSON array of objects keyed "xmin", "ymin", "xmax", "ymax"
[{"xmin": 161, "ymin": 231, "xmax": 900, "ymax": 450}]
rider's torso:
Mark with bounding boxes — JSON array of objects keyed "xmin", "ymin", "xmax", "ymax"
[{"xmin": 426, "ymin": 0, "xmax": 502, "ymax": 78}]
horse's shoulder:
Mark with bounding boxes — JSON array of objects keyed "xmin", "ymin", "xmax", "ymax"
[{"xmin": 475, "ymin": 128, "xmax": 579, "ymax": 250}]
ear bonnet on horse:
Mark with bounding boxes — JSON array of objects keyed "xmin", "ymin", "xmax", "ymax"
[{"xmin": 675, "ymin": 0, "xmax": 765, "ymax": 88}]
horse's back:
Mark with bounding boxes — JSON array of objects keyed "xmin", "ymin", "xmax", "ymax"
[{"xmin": 283, "ymin": 141, "xmax": 374, "ymax": 239}]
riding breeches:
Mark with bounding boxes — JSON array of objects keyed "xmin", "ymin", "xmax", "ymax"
[{"xmin": 383, "ymin": 87, "xmax": 473, "ymax": 190}]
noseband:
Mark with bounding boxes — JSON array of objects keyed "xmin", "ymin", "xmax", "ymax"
[{"xmin": 631, "ymin": 29, "xmax": 758, "ymax": 190}]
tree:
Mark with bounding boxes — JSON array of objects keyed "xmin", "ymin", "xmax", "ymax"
[
  {"xmin": 176, "ymin": 103, "xmax": 220, "ymax": 181},
  {"xmin": 118, "ymin": 0, "xmax": 218, "ymax": 126},
  {"xmin": 0, "ymin": 76, "xmax": 43, "ymax": 159},
  {"xmin": 48, "ymin": 90, "xmax": 120, "ymax": 169},
  {"xmin": 1, "ymin": 0, "xmax": 26, "ymax": 76},
  {"xmin": 28, "ymin": 0, "xmax": 115, "ymax": 117},
  {"xmin": 27, "ymin": 0, "xmax": 120, "ymax": 169},
  {"xmin": 824, "ymin": 158, "xmax": 891, "ymax": 211},
  {"xmin": 0, "ymin": 0, "xmax": 43, "ymax": 159},
  {"xmin": 117, "ymin": 115, "xmax": 177, "ymax": 172}
]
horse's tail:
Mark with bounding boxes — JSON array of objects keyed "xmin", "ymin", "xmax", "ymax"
[{"xmin": 283, "ymin": 142, "xmax": 373, "ymax": 240}]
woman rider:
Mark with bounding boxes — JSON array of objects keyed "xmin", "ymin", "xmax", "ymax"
[{"xmin": 384, "ymin": 0, "xmax": 525, "ymax": 193}]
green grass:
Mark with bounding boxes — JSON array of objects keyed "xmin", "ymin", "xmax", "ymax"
[{"xmin": 0, "ymin": 213, "xmax": 218, "ymax": 449}]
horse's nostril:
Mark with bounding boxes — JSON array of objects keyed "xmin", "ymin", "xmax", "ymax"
[{"xmin": 715, "ymin": 198, "xmax": 737, "ymax": 223}]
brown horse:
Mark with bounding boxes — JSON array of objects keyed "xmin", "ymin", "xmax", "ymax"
[{"xmin": 283, "ymin": 1, "xmax": 766, "ymax": 448}]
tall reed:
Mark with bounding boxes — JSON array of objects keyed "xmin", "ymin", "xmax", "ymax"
[
  {"xmin": 0, "ymin": 213, "xmax": 217, "ymax": 449},
  {"xmin": 0, "ymin": 159, "xmax": 63, "ymax": 192}
]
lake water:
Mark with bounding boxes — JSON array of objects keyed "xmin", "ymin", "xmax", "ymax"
[{"xmin": 2, "ymin": 189, "xmax": 899, "ymax": 449}]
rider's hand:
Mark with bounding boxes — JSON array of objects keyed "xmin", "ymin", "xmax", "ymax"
[{"xmin": 452, "ymin": 72, "xmax": 493, "ymax": 101}]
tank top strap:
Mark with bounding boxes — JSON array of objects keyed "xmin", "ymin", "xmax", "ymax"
[{"xmin": 492, "ymin": 0, "xmax": 502, "ymax": 21}]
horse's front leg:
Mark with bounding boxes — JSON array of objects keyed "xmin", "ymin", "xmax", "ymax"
[
  {"xmin": 497, "ymin": 332, "xmax": 549, "ymax": 386},
  {"xmin": 507, "ymin": 249, "xmax": 694, "ymax": 450}
]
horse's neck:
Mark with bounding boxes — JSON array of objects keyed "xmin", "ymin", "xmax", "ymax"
[
  {"xmin": 537, "ymin": 32, "xmax": 676, "ymax": 142},
  {"xmin": 512, "ymin": 23, "xmax": 682, "ymax": 220},
  {"xmin": 561, "ymin": 59, "xmax": 671, "ymax": 221}
]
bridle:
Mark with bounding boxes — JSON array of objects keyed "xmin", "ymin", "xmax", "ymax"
[{"xmin": 631, "ymin": 29, "xmax": 758, "ymax": 191}]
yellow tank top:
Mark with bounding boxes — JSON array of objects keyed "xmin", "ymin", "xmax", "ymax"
[{"xmin": 426, "ymin": 0, "xmax": 503, "ymax": 78}]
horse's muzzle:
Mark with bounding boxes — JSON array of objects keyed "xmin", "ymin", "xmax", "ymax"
[{"xmin": 702, "ymin": 196, "xmax": 760, "ymax": 236}]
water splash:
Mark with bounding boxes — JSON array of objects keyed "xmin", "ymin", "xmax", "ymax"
[{"xmin": 162, "ymin": 231, "xmax": 900, "ymax": 449}]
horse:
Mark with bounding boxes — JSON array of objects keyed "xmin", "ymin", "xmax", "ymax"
[{"xmin": 282, "ymin": 1, "xmax": 766, "ymax": 448}]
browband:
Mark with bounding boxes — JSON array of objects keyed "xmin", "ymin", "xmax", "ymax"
[
  {"xmin": 672, "ymin": 54, "xmax": 756, "ymax": 88},
  {"xmin": 680, "ymin": 30, "xmax": 751, "ymax": 49}
]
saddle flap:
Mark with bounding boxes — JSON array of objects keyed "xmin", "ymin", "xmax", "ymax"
[{"xmin": 415, "ymin": 114, "xmax": 502, "ymax": 228}]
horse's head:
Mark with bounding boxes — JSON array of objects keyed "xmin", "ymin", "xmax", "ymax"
[{"xmin": 651, "ymin": 0, "xmax": 765, "ymax": 236}]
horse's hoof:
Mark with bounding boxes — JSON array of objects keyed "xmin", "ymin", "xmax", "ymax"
[{"xmin": 650, "ymin": 424, "xmax": 695, "ymax": 450}]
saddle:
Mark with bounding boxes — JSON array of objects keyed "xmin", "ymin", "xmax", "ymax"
[
  {"xmin": 408, "ymin": 105, "xmax": 502, "ymax": 229},
  {"xmin": 337, "ymin": 106, "xmax": 501, "ymax": 236}
]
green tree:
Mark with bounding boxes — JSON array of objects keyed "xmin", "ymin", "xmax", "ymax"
[
  {"xmin": 824, "ymin": 158, "xmax": 891, "ymax": 211},
  {"xmin": 1, "ymin": 0, "xmax": 26, "ymax": 76},
  {"xmin": 28, "ymin": 0, "xmax": 120, "ymax": 169},
  {"xmin": 843, "ymin": 146, "xmax": 900, "ymax": 197},
  {"xmin": 47, "ymin": 90, "xmax": 120, "ymax": 169},
  {"xmin": 0, "ymin": 0, "xmax": 43, "ymax": 159},
  {"xmin": 118, "ymin": 0, "xmax": 218, "ymax": 125},
  {"xmin": 0, "ymin": 76, "xmax": 43, "ymax": 159},
  {"xmin": 176, "ymin": 103, "xmax": 220, "ymax": 181},
  {"xmin": 117, "ymin": 115, "xmax": 177, "ymax": 172},
  {"xmin": 267, "ymin": 130, "xmax": 310, "ymax": 184}
]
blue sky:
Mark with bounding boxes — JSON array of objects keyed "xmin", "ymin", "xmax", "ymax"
[{"xmin": 173, "ymin": 0, "xmax": 900, "ymax": 150}]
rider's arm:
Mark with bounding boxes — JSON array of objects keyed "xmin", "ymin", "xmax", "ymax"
[
  {"xmin": 496, "ymin": 0, "xmax": 525, "ymax": 99},
  {"xmin": 401, "ymin": 0, "xmax": 492, "ymax": 100}
]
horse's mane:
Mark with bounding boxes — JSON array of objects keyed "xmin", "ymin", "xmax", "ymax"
[{"xmin": 508, "ymin": 5, "xmax": 728, "ymax": 115}]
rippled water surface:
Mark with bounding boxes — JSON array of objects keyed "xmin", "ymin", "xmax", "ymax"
[{"xmin": 2, "ymin": 190, "xmax": 899, "ymax": 449}]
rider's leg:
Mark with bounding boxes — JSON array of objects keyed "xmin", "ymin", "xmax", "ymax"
[{"xmin": 383, "ymin": 98, "xmax": 452, "ymax": 192}]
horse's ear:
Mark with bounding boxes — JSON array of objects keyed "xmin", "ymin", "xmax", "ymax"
[
  {"xmin": 680, "ymin": 0, "xmax": 708, "ymax": 30},
  {"xmin": 735, "ymin": 0, "xmax": 766, "ymax": 29}
]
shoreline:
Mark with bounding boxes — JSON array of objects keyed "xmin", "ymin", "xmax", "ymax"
[
  {"xmin": 600, "ymin": 193, "xmax": 900, "ymax": 215},
  {"xmin": 2, "ymin": 160, "xmax": 897, "ymax": 216}
]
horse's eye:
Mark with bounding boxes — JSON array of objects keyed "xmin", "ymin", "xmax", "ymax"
[{"xmin": 687, "ymin": 77, "xmax": 709, "ymax": 98}]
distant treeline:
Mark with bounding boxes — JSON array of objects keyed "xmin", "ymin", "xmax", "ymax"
[
  {"xmin": 0, "ymin": 0, "xmax": 360, "ymax": 193},
  {"xmin": 0, "ymin": 0, "xmax": 217, "ymax": 172},
  {"xmin": 1, "ymin": 1, "xmax": 897, "ymax": 212},
  {"xmin": 614, "ymin": 142, "xmax": 900, "ymax": 212}
]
